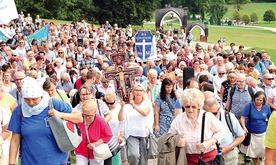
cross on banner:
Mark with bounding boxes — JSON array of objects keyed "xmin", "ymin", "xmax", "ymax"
[
  {"xmin": 136, "ymin": 40, "xmax": 152, "ymax": 61},
  {"xmin": 104, "ymin": 53, "xmax": 139, "ymax": 103}
]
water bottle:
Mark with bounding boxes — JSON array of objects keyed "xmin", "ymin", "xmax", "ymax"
[
  {"xmin": 218, "ymin": 147, "xmax": 222, "ymax": 155},
  {"xmin": 67, "ymin": 156, "xmax": 71, "ymax": 165}
]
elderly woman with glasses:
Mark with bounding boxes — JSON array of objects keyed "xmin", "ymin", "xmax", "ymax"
[
  {"xmin": 212, "ymin": 66, "xmax": 227, "ymax": 95},
  {"xmin": 74, "ymin": 86, "xmax": 112, "ymax": 122},
  {"xmin": 75, "ymin": 99, "xmax": 112, "ymax": 165},
  {"xmin": 119, "ymin": 84, "xmax": 154, "ymax": 165},
  {"xmin": 168, "ymin": 88, "xmax": 226, "ymax": 164},
  {"xmin": 23, "ymin": 51, "xmax": 36, "ymax": 72}
]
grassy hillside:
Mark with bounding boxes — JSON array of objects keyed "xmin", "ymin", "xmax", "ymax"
[{"xmin": 225, "ymin": 3, "xmax": 276, "ymax": 21}]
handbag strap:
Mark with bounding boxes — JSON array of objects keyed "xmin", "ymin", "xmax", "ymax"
[
  {"xmin": 165, "ymin": 97, "xmax": 174, "ymax": 115},
  {"xmin": 199, "ymin": 112, "xmax": 206, "ymax": 158},
  {"xmin": 84, "ymin": 121, "xmax": 91, "ymax": 144},
  {"xmin": 97, "ymin": 99, "xmax": 102, "ymax": 116}
]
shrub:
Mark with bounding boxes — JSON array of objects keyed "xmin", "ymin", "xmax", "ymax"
[
  {"xmin": 250, "ymin": 12, "xmax": 258, "ymax": 23},
  {"xmin": 232, "ymin": 10, "xmax": 241, "ymax": 22},
  {"xmin": 242, "ymin": 14, "xmax": 250, "ymax": 25}
]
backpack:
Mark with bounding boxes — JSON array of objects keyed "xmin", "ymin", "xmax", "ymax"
[
  {"xmin": 223, "ymin": 111, "xmax": 235, "ymax": 138},
  {"xmin": 229, "ymin": 85, "xmax": 254, "ymax": 111},
  {"xmin": 74, "ymin": 53, "xmax": 85, "ymax": 61}
]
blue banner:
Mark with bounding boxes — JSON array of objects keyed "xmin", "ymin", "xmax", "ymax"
[
  {"xmin": 0, "ymin": 30, "xmax": 9, "ymax": 42},
  {"xmin": 27, "ymin": 24, "xmax": 49, "ymax": 44}
]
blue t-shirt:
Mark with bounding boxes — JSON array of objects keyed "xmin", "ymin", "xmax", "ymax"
[
  {"xmin": 174, "ymin": 99, "xmax": 182, "ymax": 109},
  {"xmin": 8, "ymin": 98, "xmax": 72, "ymax": 165},
  {"xmin": 242, "ymin": 102, "xmax": 271, "ymax": 134}
]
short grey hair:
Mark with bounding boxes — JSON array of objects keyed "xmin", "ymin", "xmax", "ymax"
[
  {"xmin": 204, "ymin": 98, "xmax": 219, "ymax": 107},
  {"xmin": 180, "ymin": 88, "xmax": 204, "ymax": 108},
  {"xmin": 148, "ymin": 69, "xmax": 157, "ymax": 77}
]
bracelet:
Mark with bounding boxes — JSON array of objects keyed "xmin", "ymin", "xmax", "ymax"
[{"xmin": 133, "ymin": 105, "xmax": 137, "ymax": 109}]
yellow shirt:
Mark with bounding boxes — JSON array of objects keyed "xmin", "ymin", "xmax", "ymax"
[
  {"xmin": 54, "ymin": 89, "xmax": 70, "ymax": 104},
  {"xmin": 0, "ymin": 93, "xmax": 16, "ymax": 116},
  {"xmin": 264, "ymin": 112, "xmax": 276, "ymax": 149}
]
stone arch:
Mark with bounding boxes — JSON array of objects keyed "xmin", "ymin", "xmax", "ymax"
[
  {"xmin": 155, "ymin": 7, "xmax": 188, "ymax": 29},
  {"xmin": 186, "ymin": 22, "xmax": 208, "ymax": 42}
]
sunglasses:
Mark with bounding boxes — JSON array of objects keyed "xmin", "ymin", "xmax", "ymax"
[
  {"xmin": 66, "ymin": 67, "xmax": 72, "ymax": 69},
  {"xmin": 155, "ymin": 60, "xmax": 160, "ymax": 62},
  {"xmin": 218, "ymin": 72, "xmax": 225, "ymax": 75},
  {"xmin": 58, "ymin": 52, "xmax": 64, "ymax": 54},
  {"xmin": 105, "ymin": 101, "xmax": 115, "ymax": 105},
  {"xmin": 211, "ymin": 107, "xmax": 220, "ymax": 115},
  {"xmin": 30, "ymin": 68, "xmax": 36, "ymax": 71},
  {"xmin": 184, "ymin": 105, "xmax": 197, "ymax": 109},
  {"xmin": 266, "ymin": 78, "xmax": 274, "ymax": 80},
  {"xmin": 12, "ymin": 54, "xmax": 17, "ymax": 56},
  {"xmin": 82, "ymin": 113, "xmax": 94, "ymax": 118}
]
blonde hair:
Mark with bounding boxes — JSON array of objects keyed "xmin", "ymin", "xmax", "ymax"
[
  {"xmin": 180, "ymin": 88, "xmax": 204, "ymax": 108},
  {"xmin": 131, "ymin": 84, "xmax": 148, "ymax": 101},
  {"xmin": 105, "ymin": 92, "xmax": 116, "ymax": 101},
  {"xmin": 82, "ymin": 99, "xmax": 97, "ymax": 113}
]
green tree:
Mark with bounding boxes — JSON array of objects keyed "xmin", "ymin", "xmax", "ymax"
[
  {"xmin": 208, "ymin": 0, "xmax": 228, "ymax": 25},
  {"xmin": 91, "ymin": 0, "xmax": 158, "ymax": 27},
  {"xmin": 250, "ymin": 12, "xmax": 258, "ymax": 23},
  {"xmin": 232, "ymin": 10, "xmax": 242, "ymax": 22},
  {"xmin": 242, "ymin": 14, "xmax": 250, "ymax": 24},
  {"xmin": 263, "ymin": 9, "xmax": 276, "ymax": 23}
]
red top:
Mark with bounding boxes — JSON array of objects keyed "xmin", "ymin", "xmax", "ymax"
[{"xmin": 75, "ymin": 114, "xmax": 112, "ymax": 159}]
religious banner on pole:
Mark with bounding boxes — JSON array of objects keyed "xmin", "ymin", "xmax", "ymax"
[
  {"xmin": 0, "ymin": 0, "xmax": 18, "ymax": 24},
  {"xmin": 135, "ymin": 30, "xmax": 157, "ymax": 62},
  {"xmin": 104, "ymin": 53, "xmax": 139, "ymax": 103},
  {"xmin": 27, "ymin": 24, "xmax": 49, "ymax": 44}
]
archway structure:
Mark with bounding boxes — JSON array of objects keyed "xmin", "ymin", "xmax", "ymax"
[
  {"xmin": 186, "ymin": 22, "xmax": 208, "ymax": 42},
  {"xmin": 155, "ymin": 7, "xmax": 188, "ymax": 29}
]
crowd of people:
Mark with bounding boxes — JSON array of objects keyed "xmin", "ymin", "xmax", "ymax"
[{"xmin": 0, "ymin": 12, "xmax": 275, "ymax": 165}]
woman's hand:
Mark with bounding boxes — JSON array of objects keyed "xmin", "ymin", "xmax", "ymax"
[
  {"xmin": 129, "ymin": 98, "xmax": 134, "ymax": 107},
  {"xmin": 48, "ymin": 109, "xmax": 61, "ymax": 117},
  {"xmin": 197, "ymin": 140, "xmax": 212, "ymax": 152},
  {"xmin": 177, "ymin": 133, "xmax": 186, "ymax": 147},
  {"xmin": 154, "ymin": 125, "xmax": 160, "ymax": 132},
  {"xmin": 118, "ymin": 137, "xmax": 124, "ymax": 144},
  {"xmin": 120, "ymin": 99, "xmax": 125, "ymax": 107},
  {"xmin": 87, "ymin": 142, "xmax": 97, "ymax": 150},
  {"xmin": 243, "ymin": 127, "xmax": 249, "ymax": 134}
]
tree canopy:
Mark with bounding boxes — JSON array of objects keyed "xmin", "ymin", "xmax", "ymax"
[
  {"xmin": 263, "ymin": 9, "xmax": 276, "ymax": 23},
  {"xmin": 15, "ymin": 0, "xmax": 158, "ymax": 27}
]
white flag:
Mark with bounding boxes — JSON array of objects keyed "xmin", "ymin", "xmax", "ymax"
[{"xmin": 0, "ymin": 0, "xmax": 18, "ymax": 24}]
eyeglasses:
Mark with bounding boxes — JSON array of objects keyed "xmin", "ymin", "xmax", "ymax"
[
  {"xmin": 184, "ymin": 105, "xmax": 197, "ymax": 109},
  {"xmin": 211, "ymin": 107, "xmax": 220, "ymax": 115},
  {"xmin": 30, "ymin": 68, "xmax": 36, "ymax": 70},
  {"xmin": 82, "ymin": 113, "xmax": 94, "ymax": 118},
  {"xmin": 66, "ymin": 67, "xmax": 72, "ymax": 69},
  {"xmin": 193, "ymin": 54, "xmax": 198, "ymax": 56},
  {"xmin": 14, "ymin": 78, "xmax": 23, "ymax": 82},
  {"xmin": 155, "ymin": 60, "xmax": 160, "ymax": 62},
  {"xmin": 105, "ymin": 101, "xmax": 115, "ymax": 105},
  {"xmin": 58, "ymin": 52, "xmax": 64, "ymax": 54},
  {"xmin": 266, "ymin": 78, "xmax": 274, "ymax": 80},
  {"xmin": 236, "ymin": 80, "xmax": 245, "ymax": 83},
  {"xmin": 80, "ymin": 93, "xmax": 91, "ymax": 96},
  {"xmin": 102, "ymin": 81, "xmax": 109, "ymax": 84},
  {"xmin": 19, "ymin": 42, "xmax": 24, "ymax": 44},
  {"xmin": 107, "ymin": 50, "xmax": 112, "ymax": 52},
  {"xmin": 218, "ymin": 72, "xmax": 225, "ymax": 75}
]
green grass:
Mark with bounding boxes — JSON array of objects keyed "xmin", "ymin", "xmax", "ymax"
[{"xmin": 224, "ymin": 2, "xmax": 276, "ymax": 24}]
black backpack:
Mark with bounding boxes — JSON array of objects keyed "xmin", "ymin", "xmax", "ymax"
[{"xmin": 229, "ymin": 85, "xmax": 254, "ymax": 111}]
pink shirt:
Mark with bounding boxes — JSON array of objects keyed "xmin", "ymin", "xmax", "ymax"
[{"xmin": 168, "ymin": 110, "xmax": 226, "ymax": 154}]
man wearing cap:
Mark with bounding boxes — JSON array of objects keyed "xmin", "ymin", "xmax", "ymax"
[{"xmin": 159, "ymin": 55, "xmax": 169, "ymax": 72}]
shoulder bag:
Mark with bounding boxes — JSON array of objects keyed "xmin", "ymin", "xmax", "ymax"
[
  {"xmin": 198, "ymin": 112, "xmax": 225, "ymax": 165},
  {"xmin": 47, "ymin": 98, "xmax": 82, "ymax": 152},
  {"xmin": 242, "ymin": 104, "xmax": 252, "ymax": 146},
  {"xmin": 84, "ymin": 120, "xmax": 112, "ymax": 162}
]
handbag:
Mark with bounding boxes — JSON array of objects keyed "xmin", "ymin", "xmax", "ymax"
[
  {"xmin": 108, "ymin": 136, "xmax": 122, "ymax": 156},
  {"xmin": 47, "ymin": 98, "xmax": 82, "ymax": 152},
  {"xmin": 84, "ymin": 120, "xmax": 112, "ymax": 162},
  {"xmin": 242, "ymin": 103, "xmax": 252, "ymax": 146},
  {"xmin": 147, "ymin": 133, "xmax": 159, "ymax": 159},
  {"xmin": 197, "ymin": 112, "xmax": 225, "ymax": 165},
  {"xmin": 93, "ymin": 143, "xmax": 112, "ymax": 162}
]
